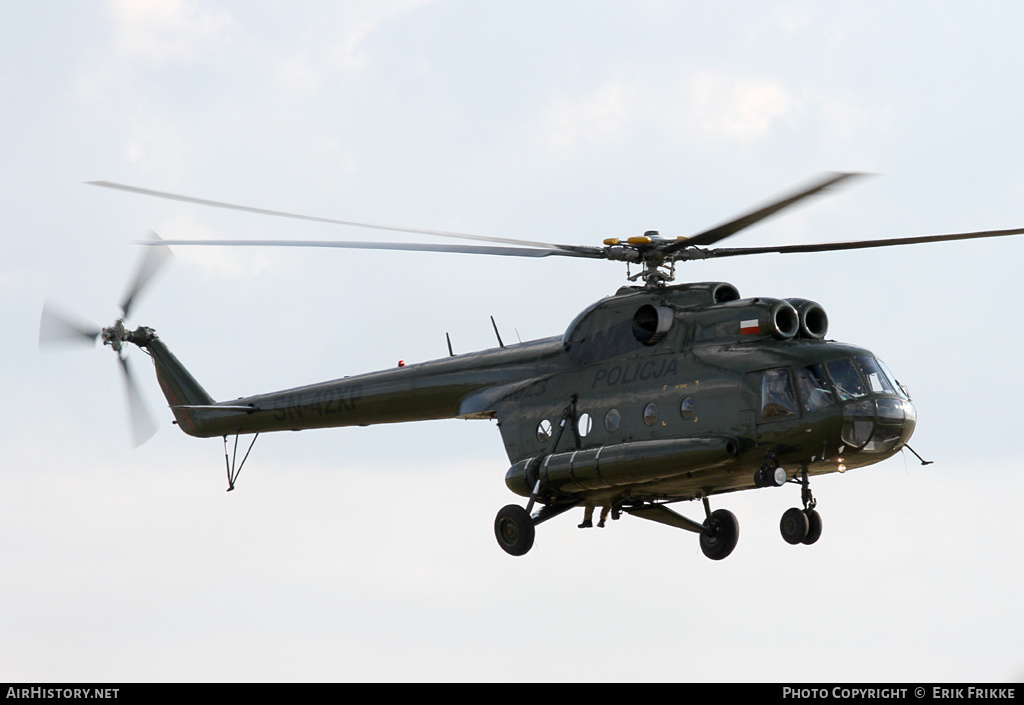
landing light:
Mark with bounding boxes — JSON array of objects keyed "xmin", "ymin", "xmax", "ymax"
[{"xmin": 837, "ymin": 458, "xmax": 847, "ymax": 473}]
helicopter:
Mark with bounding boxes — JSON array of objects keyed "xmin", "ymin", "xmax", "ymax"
[{"xmin": 39, "ymin": 172, "xmax": 1024, "ymax": 560}]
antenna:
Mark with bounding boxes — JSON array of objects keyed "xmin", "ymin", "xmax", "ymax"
[
  {"xmin": 446, "ymin": 332, "xmax": 454, "ymax": 357},
  {"xmin": 490, "ymin": 316, "xmax": 505, "ymax": 348}
]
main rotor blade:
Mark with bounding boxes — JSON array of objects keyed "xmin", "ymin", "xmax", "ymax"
[
  {"xmin": 677, "ymin": 172, "xmax": 867, "ymax": 250},
  {"xmin": 702, "ymin": 226, "xmax": 1024, "ymax": 258},
  {"xmin": 39, "ymin": 302, "xmax": 101, "ymax": 347},
  {"xmin": 142, "ymin": 238, "xmax": 604, "ymax": 259},
  {"xmin": 118, "ymin": 354, "xmax": 158, "ymax": 447},
  {"xmin": 119, "ymin": 230, "xmax": 174, "ymax": 318},
  {"xmin": 89, "ymin": 180, "xmax": 578, "ymax": 252}
]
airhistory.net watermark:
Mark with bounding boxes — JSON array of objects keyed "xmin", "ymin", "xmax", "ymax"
[{"xmin": 6, "ymin": 689, "xmax": 118, "ymax": 700}]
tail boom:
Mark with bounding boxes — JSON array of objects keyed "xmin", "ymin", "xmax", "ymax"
[{"xmin": 134, "ymin": 329, "xmax": 564, "ymax": 439}]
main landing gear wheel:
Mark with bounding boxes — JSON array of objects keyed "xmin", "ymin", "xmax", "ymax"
[
  {"xmin": 700, "ymin": 508, "xmax": 739, "ymax": 560},
  {"xmin": 494, "ymin": 504, "xmax": 535, "ymax": 556}
]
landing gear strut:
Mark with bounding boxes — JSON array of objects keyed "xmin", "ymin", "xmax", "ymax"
[
  {"xmin": 493, "ymin": 485, "xmax": 577, "ymax": 557},
  {"xmin": 622, "ymin": 496, "xmax": 740, "ymax": 560},
  {"xmin": 779, "ymin": 469, "xmax": 822, "ymax": 546}
]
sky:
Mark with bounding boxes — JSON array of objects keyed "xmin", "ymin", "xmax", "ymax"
[{"xmin": 3, "ymin": 0, "xmax": 1024, "ymax": 683}]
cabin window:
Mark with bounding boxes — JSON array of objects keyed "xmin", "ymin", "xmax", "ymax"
[
  {"xmin": 577, "ymin": 413, "xmax": 593, "ymax": 438},
  {"xmin": 604, "ymin": 408, "xmax": 621, "ymax": 432},
  {"xmin": 536, "ymin": 419, "xmax": 553, "ymax": 443},
  {"xmin": 680, "ymin": 396, "xmax": 696, "ymax": 421},
  {"xmin": 796, "ymin": 364, "xmax": 835, "ymax": 412},
  {"xmin": 643, "ymin": 402, "xmax": 658, "ymax": 426},
  {"xmin": 760, "ymin": 368, "xmax": 798, "ymax": 420}
]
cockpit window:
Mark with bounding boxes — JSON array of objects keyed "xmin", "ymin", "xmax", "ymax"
[
  {"xmin": 825, "ymin": 358, "xmax": 868, "ymax": 401},
  {"xmin": 796, "ymin": 364, "xmax": 835, "ymax": 412},
  {"xmin": 854, "ymin": 357, "xmax": 896, "ymax": 395},
  {"xmin": 761, "ymin": 368, "xmax": 798, "ymax": 419},
  {"xmin": 875, "ymin": 358, "xmax": 911, "ymax": 400}
]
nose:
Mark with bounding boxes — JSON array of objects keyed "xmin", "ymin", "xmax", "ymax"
[{"xmin": 842, "ymin": 397, "xmax": 917, "ymax": 454}]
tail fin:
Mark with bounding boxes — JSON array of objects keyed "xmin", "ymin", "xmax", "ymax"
[{"xmin": 129, "ymin": 327, "xmax": 215, "ymax": 436}]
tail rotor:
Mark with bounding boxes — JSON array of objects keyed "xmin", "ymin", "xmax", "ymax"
[{"xmin": 39, "ymin": 232, "xmax": 174, "ymax": 447}]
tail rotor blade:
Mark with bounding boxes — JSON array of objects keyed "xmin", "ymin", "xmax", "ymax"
[
  {"xmin": 39, "ymin": 301, "xmax": 101, "ymax": 348},
  {"xmin": 118, "ymin": 354, "xmax": 158, "ymax": 447},
  {"xmin": 120, "ymin": 231, "xmax": 174, "ymax": 319}
]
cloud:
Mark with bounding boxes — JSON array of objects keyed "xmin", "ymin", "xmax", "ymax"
[
  {"xmin": 322, "ymin": 1, "xmax": 436, "ymax": 74},
  {"xmin": 684, "ymin": 70, "xmax": 798, "ymax": 142},
  {"xmin": 541, "ymin": 81, "xmax": 638, "ymax": 149},
  {"xmin": 105, "ymin": 0, "xmax": 235, "ymax": 67},
  {"xmin": 265, "ymin": 0, "xmax": 437, "ymax": 94},
  {"xmin": 537, "ymin": 68, "xmax": 799, "ymax": 150},
  {"xmin": 100, "ymin": 1, "xmax": 436, "ymax": 93}
]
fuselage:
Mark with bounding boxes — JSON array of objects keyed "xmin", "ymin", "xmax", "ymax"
[{"xmin": 138, "ymin": 281, "xmax": 916, "ymax": 506}]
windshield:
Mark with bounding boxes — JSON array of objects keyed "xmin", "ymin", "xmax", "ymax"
[
  {"xmin": 875, "ymin": 358, "xmax": 911, "ymax": 400},
  {"xmin": 855, "ymin": 357, "xmax": 896, "ymax": 395},
  {"xmin": 759, "ymin": 357, "xmax": 907, "ymax": 420},
  {"xmin": 825, "ymin": 358, "xmax": 868, "ymax": 401}
]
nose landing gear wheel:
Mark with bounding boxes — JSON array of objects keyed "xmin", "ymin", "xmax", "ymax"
[
  {"xmin": 495, "ymin": 504, "xmax": 535, "ymax": 556},
  {"xmin": 780, "ymin": 507, "xmax": 809, "ymax": 544},
  {"xmin": 802, "ymin": 508, "xmax": 822, "ymax": 545},
  {"xmin": 780, "ymin": 468, "xmax": 823, "ymax": 547},
  {"xmin": 700, "ymin": 508, "xmax": 739, "ymax": 560}
]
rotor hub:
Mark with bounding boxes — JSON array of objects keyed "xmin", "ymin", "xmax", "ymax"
[{"xmin": 101, "ymin": 320, "xmax": 128, "ymax": 352}]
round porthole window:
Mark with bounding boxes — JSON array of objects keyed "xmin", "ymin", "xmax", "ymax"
[
  {"xmin": 578, "ymin": 413, "xmax": 593, "ymax": 438},
  {"xmin": 604, "ymin": 408, "xmax": 621, "ymax": 432},
  {"xmin": 680, "ymin": 396, "xmax": 696, "ymax": 421},
  {"xmin": 643, "ymin": 402, "xmax": 658, "ymax": 426},
  {"xmin": 536, "ymin": 419, "xmax": 552, "ymax": 443}
]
